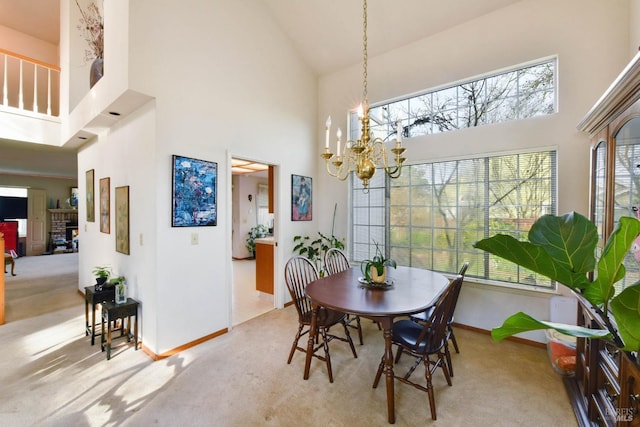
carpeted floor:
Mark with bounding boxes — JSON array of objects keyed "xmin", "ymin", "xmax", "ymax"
[
  {"xmin": 0, "ymin": 254, "xmax": 578, "ymax": 426},
  {"xmin": 4, "ymin": 252, "xmax": 81, "ymax": 322}
]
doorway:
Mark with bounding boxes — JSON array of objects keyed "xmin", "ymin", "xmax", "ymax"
[{"xmin": 230, "ymin": 158, "xmax": 275, "ymax": 325}]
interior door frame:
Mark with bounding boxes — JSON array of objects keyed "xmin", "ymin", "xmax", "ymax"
[{"xmin": 226, "ymin": 152, "xmax": 282, "ymax": 331}]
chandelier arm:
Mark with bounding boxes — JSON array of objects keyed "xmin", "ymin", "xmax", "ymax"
[{"xmin": 370, "ymin": 138, "xmax": 405, "ymax": 178}]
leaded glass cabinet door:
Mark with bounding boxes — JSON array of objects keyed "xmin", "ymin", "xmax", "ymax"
[
  {"xmin": 591, "ymin": 140, "xmax": 607, "ymax": 260},
  {"xmin": 612, "ymin": 117, "xmax": 640, "ymax": 293}
]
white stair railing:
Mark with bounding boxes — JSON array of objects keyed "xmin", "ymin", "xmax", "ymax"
[{"xmin": 0, "ymin": 48, "xmax": 60, "ymax": 117}]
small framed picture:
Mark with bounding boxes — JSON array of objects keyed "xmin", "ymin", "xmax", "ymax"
[
  {"xmin": 291, "ymin": 174, "xmax": 312, "ymax": 221},
  {"xmin": 70, "ymin": 187, "xmax": 79, "ymax": 207},
  {"xmin": 86, "ymin": 169, "xmax": 95, "ymax": 222},
  {"xmin": 99, "ymin": 177, "xmax": 110, "ymax": 234},
  {"xmin": 115, "ymin": 185, "xmax": 130, "ymax": 255}
]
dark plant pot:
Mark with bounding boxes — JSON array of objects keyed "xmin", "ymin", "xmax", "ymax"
[
  {"xmin": 90, "ymin": 57, "xmax": 103, "ymax": 88},
  {"xmin": 96, "ymin": 276, "xmax": 108, "ymax": 286}
]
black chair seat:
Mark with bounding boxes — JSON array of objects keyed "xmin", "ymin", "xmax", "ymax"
[
  {"xmin": 301, "ymin": 307, "xmax": 346, "ymax": 327},
  {"xmin": 392, "ymin": 319, "xmax": 446, "ymax": 355}
]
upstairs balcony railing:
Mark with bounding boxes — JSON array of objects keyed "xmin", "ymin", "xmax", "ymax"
[{"xmin": 0, "ymin": 48, "xmax": 60, "ymax": 118}]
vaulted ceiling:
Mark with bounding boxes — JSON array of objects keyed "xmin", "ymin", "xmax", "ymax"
[{"xmin": 0, "ymin": 0, "xmax": 521, "ymax": 179}]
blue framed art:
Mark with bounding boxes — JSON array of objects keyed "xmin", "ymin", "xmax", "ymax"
[{"xmin": 171, "ymin": 155, "xmax": 218, "ymax": 227}]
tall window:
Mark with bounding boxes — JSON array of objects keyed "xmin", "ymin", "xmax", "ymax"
[
  {"xmin": 358, "ymin": 58, "xmax": 556, "ymax": 142},
  {"xmin": 351, "ymin": 150, "xmax": 557, "ymax": 290}
]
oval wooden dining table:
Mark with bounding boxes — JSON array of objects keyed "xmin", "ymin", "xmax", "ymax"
[{"xmin": 304, "ymin": 265, "xmax": 450, "ymax": 424}]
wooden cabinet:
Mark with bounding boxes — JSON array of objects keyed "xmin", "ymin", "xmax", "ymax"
[
  {"xmin": 575, "ymin": 53, "xmax": 640, "ymax": 427},
  {"xmin": 569, "ymin": 295, "xmax": 639, "ymax": 426},
  {"xmin": 255, "ymin": 240, "xmax": 274, "ymax": 294}
]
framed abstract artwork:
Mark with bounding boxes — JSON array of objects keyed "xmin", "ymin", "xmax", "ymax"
[
  {"xmin": 171, "ymin": 155, "xmax": 218, "ymax": 227},
  {"xmin": 70, "ymin": 187, "xmax": 79, "ymax": 207},
  {"xmin": 291, "ymin": 174, "xmax": 312, "ymax": 221},
  {"xmin": 99, "ymin": 177, "xmax": 110, "ymax": 234},
  {"xmin": 86, "ymin": 169, "xmax": 95, "ymax": 222},
  {"xmin": 115, "ymin": 185, "xmax": 130, "ymax": 255}
]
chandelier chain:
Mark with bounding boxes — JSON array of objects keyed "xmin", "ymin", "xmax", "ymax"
[
  {"xmin": 362, "ymin": 0, "xmax": 368, "ymax": 105},
  {"xmin": 321, "ymin": 0, "xmax": 406, "ymax": 191}
]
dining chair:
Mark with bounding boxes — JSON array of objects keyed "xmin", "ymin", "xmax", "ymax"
[
  {"xmin": 324, "ymin": 248, "xmax": 365, "ymax": 345},
  {"xmin": 407, "ymin": 261, "xmax": 469, "ymax": 376},
  {"xmin": 284, "ymin": 256, "xmax": 358, "ymax": 383},
  {"xmin": 373, "ymin": 274, "xmax": 464, "ymax": 420}
]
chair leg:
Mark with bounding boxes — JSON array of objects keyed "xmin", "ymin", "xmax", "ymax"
[
  {"xmin": 287, "ymin": 324, "xmax": 304, "ymax": 364},
  {"xmin": 341, "ymin": 319, "xmax": 358, "ymax": 358},
  {"xmin": 320, "ymin": 327, "xmax": 334, "ymax": 383},
  {"xmin": 355, "ymin": 315, "xmax": 363, "ymax": 345},
  {"xmin": 439, "ymin": 352, "xmax": 452, "ymax": 386},
  {"xmin": 372, "ymin": 356, "xmax": 385, "ymax": 388},
  {"xmin": 449, "ymin": 326, "xmax": 460, "ymax": 353},
  {"xmin": 444, "ymin": 341, "xmax": 454, "ymax": 377},
  {"xmin": 423, "ymin": 356, "xmax": 438, "ymax": 420},
  {"xmin": 395, "ymin": 346, "xmax": 404, "ymax": 363}
]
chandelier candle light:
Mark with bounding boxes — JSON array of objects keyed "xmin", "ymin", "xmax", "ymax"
[{"xmin": 321, "ymin": 0, "xmax": 406, "ymax": 191}]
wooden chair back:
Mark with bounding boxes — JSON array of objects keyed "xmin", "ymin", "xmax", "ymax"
[
  {"xmin": 324, "ymin": 248, "xmax": 350, "ymax": 275},
  {"xmin": 284, "ymin": 256, "xmax": 319, "ymax": 322},
  {"xmin": 413, "ymin": 274, "xmax": 464, "ymax": 355}
]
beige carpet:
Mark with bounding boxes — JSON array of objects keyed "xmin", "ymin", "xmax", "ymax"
[
  {"xmin": 3, "ymin": 252, "xmax": 81, "ymax": 322},
  {"xmin": 0, "ymin": 255, "xmax": 578, "ymax": 426}
]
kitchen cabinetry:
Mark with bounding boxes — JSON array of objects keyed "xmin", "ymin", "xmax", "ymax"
[{"xmin": 255, "ymin": 238, "xmax": 274, "ymax": 294}]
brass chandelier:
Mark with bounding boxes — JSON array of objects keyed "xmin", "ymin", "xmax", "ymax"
[{"xmin": 321, "ymin": 0, "xmax": 406, "ymax": 191}]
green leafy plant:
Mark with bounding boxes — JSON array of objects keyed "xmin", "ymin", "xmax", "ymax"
[
  {"xmin": 246, "ymin": 224, "xmax": 269, "ymax": 258},
  {"xmin": 92, "ymin": 265, "xmax": 111, "ymax": 285},
  {"xmin": 292, "ymin": 203, "xmax": 345, "ymax": 275},
  {"xmin": 108, "ymin": 276, "xmax": 125, "ymax": 285},
  {"xmin": 473, "ymin": 211, "xmax": 640, "ymax": 352},
  {"xmin": 360, "ymin": 241, "xmax": 397, "ymax": 282}
]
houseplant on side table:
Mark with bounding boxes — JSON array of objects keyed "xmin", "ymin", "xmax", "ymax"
[{"xmin": 92, "ymin": 265, "xmax": 111, "ymax": 289}]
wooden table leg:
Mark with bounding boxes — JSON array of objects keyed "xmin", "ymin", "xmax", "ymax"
[
  {"xmin": 91, "ymin": 303, "xmax": 97, "ymax": 345},
  {"xmin": 9, "ymin": 259, "xmax": 15, "ymax": 276},
  {"xmin": 106, "ymin": 313, "xmax": 112, "ymax": 360},
  {"xmin": 85, "ymin": 297, "xmax": 89, "ymax": 337},
  {"xmin": 303, "ymin": 303, "xmax": 319, "ymax": 380},
  {"xmin": 134, "ymin": 309, "xmax": 138, "ymax": 350},
  {"xmin": 380, "ymin": 316, "xmax": 396, "ymax": 424}
]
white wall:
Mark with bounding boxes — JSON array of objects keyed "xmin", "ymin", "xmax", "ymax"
[
  {"xmin": 317, "ymin": 0, "xmax": 630, "ymax": 341},
  {"xmin": 77, "ymin": 0, "xmax": 317, "ymax": 354},
  {"xmin": 232, "ymin": 174, "xmax": 268, "ymax": 259},
  {"xmin": 0, "ymin": 25, "xmax": 58, "ymax": 64}
]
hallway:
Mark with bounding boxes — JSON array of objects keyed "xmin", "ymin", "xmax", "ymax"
[{"xmin": 232, "ymin": 258, "xmax": 273, "ymax": 325}]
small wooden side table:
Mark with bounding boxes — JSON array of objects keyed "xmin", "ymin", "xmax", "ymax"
[
  {"xmin": 85, "ymin": 285, "xmax": 116, "ymax": 345},
  {"xmin": 101, "ymin": 298, "xmax": 139, "ymax": 360}
]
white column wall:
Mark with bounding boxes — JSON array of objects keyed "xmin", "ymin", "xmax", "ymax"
[
  {"xmin": 317, "ymin": 0, "xmax": 630, "ymax": 341},
  {"xmin": 121, "ymin": 0, "xmax": 317, "ymax": 353},
  {"xmin": 77, "ymin": 101, "xmax": 158, "ymax": 350}
]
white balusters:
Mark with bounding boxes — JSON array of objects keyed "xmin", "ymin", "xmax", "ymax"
[{"xmin": 0, "ymin": 48, "xmax": 59, "ymax": 117}]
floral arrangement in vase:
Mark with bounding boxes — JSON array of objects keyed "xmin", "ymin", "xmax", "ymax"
[{"xmin": 75, "ymin": 0, "xmax": 104, "ymax": 86}]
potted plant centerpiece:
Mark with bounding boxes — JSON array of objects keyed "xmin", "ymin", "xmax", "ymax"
[
  {"xmin": 361, "ymin": 241, "xmax": 397, "ymax": 284},
  {"xmin": 473, "ymin": 211, "xmax": 640, "ymax": 354}
]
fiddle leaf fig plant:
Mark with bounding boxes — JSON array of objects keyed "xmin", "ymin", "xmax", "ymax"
[{"xmin": 473, "ymin": 211, "xmax": 640, "ymax": 352}]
